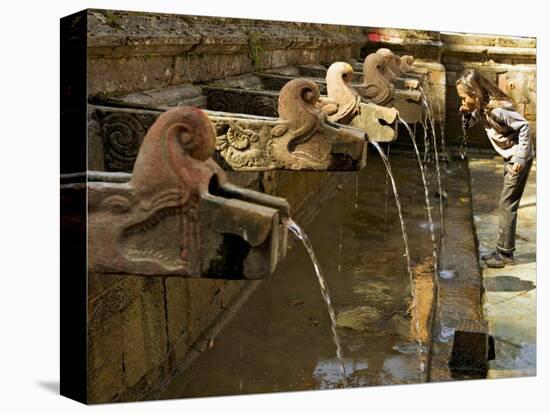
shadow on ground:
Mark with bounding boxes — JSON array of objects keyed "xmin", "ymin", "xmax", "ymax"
[{"xmin": 483, "ymin": 276, "xmax": 536, "ymax": 292}]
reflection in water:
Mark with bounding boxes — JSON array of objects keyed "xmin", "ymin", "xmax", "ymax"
[
  {"xmin": 383, "ymin": 355, "xmax": 421, "ymax": 382},
  {"xmin": 313, "ymin": 359, "xmax": 368, "ymax": 389}
]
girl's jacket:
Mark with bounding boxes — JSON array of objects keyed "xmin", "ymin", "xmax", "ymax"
[{"xmin": 463, "ymin": 102, "xmax": 534, "ymax": 166}]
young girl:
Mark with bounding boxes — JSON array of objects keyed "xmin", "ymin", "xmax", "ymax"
[{"xmin": 456, "ymin": 69, "xmax": 534, "ymax": 268}]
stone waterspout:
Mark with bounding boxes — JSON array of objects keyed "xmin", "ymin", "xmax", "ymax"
[
  {"xmin": 375, "ymin": 48, "xmax": 420, "ymax": 88},
  {"xmin": 349, "ymin": 54, "xmax": 428, "ymax": 85},
  {"xmin": 253, "ymin": 60, "xmax": 423, "ymax": 125},
  {"xmin": 88, "ymin": 79, "xmax": 367, "ymax": 172},
  {"xmin": 358, "ymin": 53, "xmax": 423, "ymax": 123},
  {"xmin": 204, "ymin": 69, "xmax": 400, "ymax": 143},
  {"xmin": 321, "ymin": 61, "xmax": 398, "ymax": 142},
  {"xmin": 62, "ymin": 106, "xmax": 291, "ymax": 279}
]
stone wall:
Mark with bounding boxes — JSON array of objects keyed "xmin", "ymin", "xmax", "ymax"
[
  {"xmin": 442, "ymin": 32, "xmax": 536, "ymax": 149},
  {"xmin": 87, "ymin": 9, "xmax": 365, "ymax": 96}
]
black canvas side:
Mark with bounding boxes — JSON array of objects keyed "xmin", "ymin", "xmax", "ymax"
[{"xmin": 60, "ymin": 9, "xmax": 88, "ymax": 404}]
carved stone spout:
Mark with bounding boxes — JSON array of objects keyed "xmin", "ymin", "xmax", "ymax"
[
  {"xmin": 204, "ymin": 78, "xmax": 367, "ymax": 171},
  {"xmin": 358, "ymin": 53, "xmax": 394, "ymax": 106},
  {"xmin": 358, "ymin": 53, "xmax": 423, "ymax": 123},
  {"xmin": 64, "ymin": 107, "xmax": 290, "ymax": 279},
  {"xmin": 372, "ymin": 49, "xmax": 422, "ymax": 91},
  {"xmin": 400, "ymin": 55, "xmax": 416, "ymax": 75},
  {"xmin": 376, "ymin": 48, "xmax": 403, "ymax": 79},
  {"xmin": 89, "ymin": 79, "xmax": 367, "ymax": 172},
  {"xmin": 324, "ymin": 62, "xmax": 398, "ymax": 142}
]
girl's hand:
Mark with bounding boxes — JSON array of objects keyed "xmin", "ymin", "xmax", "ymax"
[
  {"xmin": 512, "ymin": 163, "xmax": 523, "ymax": 174},
  {"xmin": 459, "ymin": 105, "xmax": 472, "ymax": 114}
]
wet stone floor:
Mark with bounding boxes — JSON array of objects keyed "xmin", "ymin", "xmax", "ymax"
[
  {"xmin": 160, "ymin": 152, "xmax": 442, "ymax": 399},
  {"xmin": 469, "ymin": 156, "xmax": 536, "ymax": 378}
]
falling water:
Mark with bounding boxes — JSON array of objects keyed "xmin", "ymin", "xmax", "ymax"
[
  {"xmin": 397, "ymin": 116, "xmax": 438, "ymax": 380},
  {"xmin": 384, "ymin": 144, "xmax": 391, "ymax": 241},
  {"xmin": 422, "ymin": 108, "xmax": 430, "ymax": 164},
  {"xmin": 459, "ymin": 119, "xmax": 469, "ymax": 160},
  {"xmin": 398, "ymin": 116, "xmax": 438, "ymax": 276},
  {"xmin": 283, "ymin": 217, "xmax": 348, "ymax": 387},
  {"xmin": 370, "ymin": 142, "xmax": 413, "ymax": 288},
  {"xmin": 420, "ymin": 87, "xmax": 445, "ymax": 249}
]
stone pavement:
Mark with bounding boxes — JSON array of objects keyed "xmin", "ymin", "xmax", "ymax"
[{"xmin": 469, "ymin": 156, "xmax": 536, "ymax": 378}]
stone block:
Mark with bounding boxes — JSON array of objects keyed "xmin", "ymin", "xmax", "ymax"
[
  {"xmin": 88, "ymin": 275, "xmax": 144, "ymax": 331},
  {"xmin": 165, "ymin": 278, "xmax": 224, "ymax": 351},
  {"xmin": 525, "ymin": 101, "xmax": 537, "ymax": 119},
  {"xmin": 88, "ymin": 314, "xmax": 125, "ymax": 403},
  {"xmin": 498, "ymin": 71, "xmax": 530, "ymax": 103},
  {"xmin": 446, "ymin": 71, "xmax": 457, "ymax": 85},
  {"xmin": 221, "ymin": 280, "xmax": 248, "ymax": 308},
  {"xmin": 88, "ymin": 55, "xmax": 176, "ymax": 96},
  {"xmin": 446, "ymin": 85, "xmax": 460, "ymax": 110},
  {"xmin": 121, "ymin": 278, "xmax": 167, "ymax": 388},
  {"xmin": 449, "ymin": 319, "xmax": 489, "ymax": 377},
  {"xmin": 495, "ymin": 36, "xmax": 536, "ymax": 49},
  {"xmin": 428, "ymin": 69, "xmax": 446, "ymax": 86}
]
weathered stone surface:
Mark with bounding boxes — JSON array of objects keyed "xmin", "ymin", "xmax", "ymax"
[
  {"xmin": 90, "ymin": 81, "xmax": 368, "ymax": 172},
  {"xmin": 88, "ymin": 275, "xmax": 145, "ymax": 331},
  {"xmin": 362, "ymin": 28, "xmax": 443, "ymax": 60},
  {"xmin": 358, "ymin": 53, "xmax": 394, "ymax": 106},
  {"xmin": 324, "ymin": 61, "xmax": 398, "ymax": 142},
  {"xmin": 428, "ymin": 159, "xmax": 486, "ymax": 382},
  {"xmin": 88, "ymin": 313, "xmax": 125, "ymax": 403},
  {"xmin": 165, "ymin": 278, "xmax": 225, "ymax": 356},
  {"xmin": 87, "ymin": 276, "xmax": 168, "ymax": 403},
  {"xmin": 121, "ymin": 279, "xmax": 168, "ymax": 388},
  {"xmin": 116, "ymin": 84, "xmax": 206, "ymax": 108},
  {"xmin": 498, "ymin": 71, "xmax": 532, "ymax": 104},
  {"xmin": 82, "ymin": 107, "xmax": 291, "ymax": 280},
  {"xmin": 426, "ymin": 68, "xmax": 446, "ymax": 86},
  {"xmin": 87, "ymin": 10, "xmax": 364, "ymax": 96},
  {"xmin": 442, "ymin": 32, "xmax": 536, "ymax": 50}
]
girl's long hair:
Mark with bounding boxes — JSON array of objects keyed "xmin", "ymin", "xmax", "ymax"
[{"xmin": 456, "ymin": 69, "xmax": 516, "ymax": 113}]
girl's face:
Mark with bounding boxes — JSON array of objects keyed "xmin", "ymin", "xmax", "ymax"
[{"xmin": 456, "ymin": 83, "xmax": 477, "ymax": 113}]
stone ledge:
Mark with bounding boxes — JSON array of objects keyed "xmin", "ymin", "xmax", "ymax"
[
  {"xmin": 428, "ymin": 158, "xmax": 486, "ymax": 381},
  {"xmin": 441, "ymin": 32, "xmax": 536, "ymax": 49},
  {"xmin": 88, "ymin": 9, "xmax": 365, "ymax": 57},
  {"xmin": 364, "ymin": 27, "xmax": 443, "ymax": 47},
  {"xmin": 87, "ymin": 9, "xmax": 366, "ymax": 95},
  {"xmin": 443, "ymin": 44, "xmax": 536, "ymax": 58}
]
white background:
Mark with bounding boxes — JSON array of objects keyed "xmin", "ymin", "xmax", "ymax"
[{"xmin": 1, "ymin": 0, "xmax": 547, "ymax": 412}]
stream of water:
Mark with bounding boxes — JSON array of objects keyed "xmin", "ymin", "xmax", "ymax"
[
  {"xmin": 284, "ymin": 217, "xmax": 348, "ymax": 387},
  {"xmin": 370, "ymin": 142, "xmax": 413, "ymax": 288},
  {"xmin": 420, "ymin": 87, "xmax": 446, "ymax": 263},
  {"xmin": 398, "ymin": 115, "xmax": 439, "ymax": 278}
]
